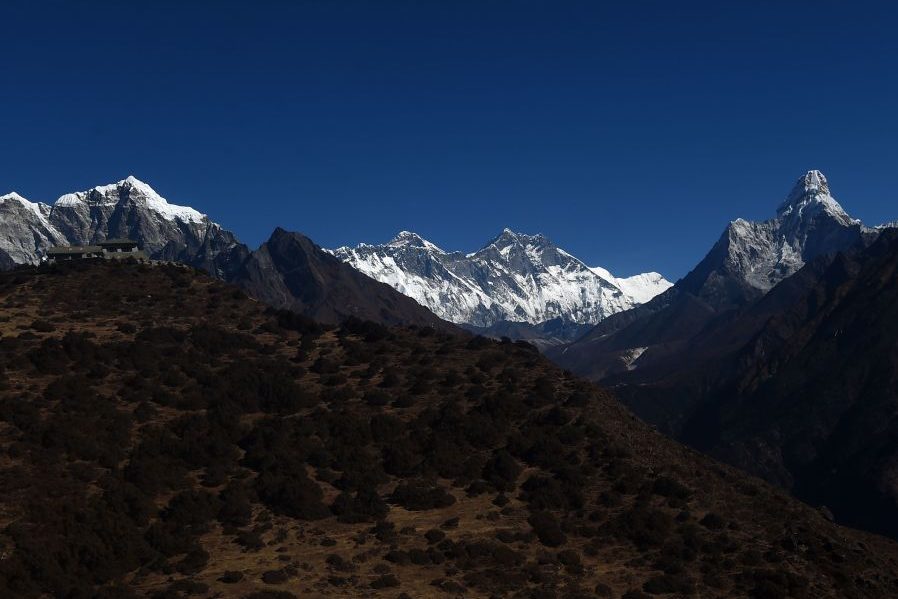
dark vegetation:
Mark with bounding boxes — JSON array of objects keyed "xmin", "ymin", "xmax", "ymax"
[{"xmin": 0, "ymin": 261, "xmax": 896, "ymax": 597}]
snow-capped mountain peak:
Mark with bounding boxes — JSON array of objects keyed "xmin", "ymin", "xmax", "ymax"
[
  {"xmin": 0, "ymin": 176, "xmax": 248, "ymax": 276},
  {"xmin": 387, "ymin": 230, "xmax": 445, "ymax": 253},
  {"xmin": 0, "ymin": 191, "xmax": 26, "ymax": 202},
  {"xmin": 776, "ymin": 169, "xmax": 854, "ymax": 226},
  {"xmin": 55, "ymin": 176, "xmax": 206, "ymax": 224},
  {"xmin": 681, "ymin": 169, "xmax": 873, "ymax": 304},
  {"xmin": 332, "ymin": 230, "xmax": 671, "ymax": 330},
  {"xmin": 0, "ymin": 191, "xmax": 51, "ymax": 216}
]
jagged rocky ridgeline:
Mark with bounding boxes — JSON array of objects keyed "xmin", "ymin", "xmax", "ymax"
[
  {"xmin": 0, "ymin": 177, "xmax": 670, "ymax": 343},
  {"xmin": 550, "ymin": 170, "xmax": 891, "ymax": 380},
  {"xmin": 548, "ymin": 171, "xmax": 898, "ymax": 541},
  {"xmin": 0, "ymin": 177, "xmax": 451, "ymax": 329},
  {"xmin": 0, "ymin": 177, "xmax": 245, "ymax": 276}
]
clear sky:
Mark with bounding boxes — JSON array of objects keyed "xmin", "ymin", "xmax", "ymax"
[{"xmin": 2, "ymin": 1, "xmax": 896, "ymax": 279}]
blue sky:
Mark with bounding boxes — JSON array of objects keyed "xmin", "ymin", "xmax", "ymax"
[{"xmin": 2, "ymin": 1, "xmax": 896, "ymax": 279}]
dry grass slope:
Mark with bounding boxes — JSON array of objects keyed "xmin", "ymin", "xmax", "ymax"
[{"xmin": 0, "ymin": 261, "xmax": 896, "ymax": 598}]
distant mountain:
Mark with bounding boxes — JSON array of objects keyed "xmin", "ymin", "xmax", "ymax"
[
  {"xmin": 551, "ymin": 170, "xmax": 881, "ymax": 380},
  {"xmin": 0, "ymin": 177, "xmax": 450, "ymax": 330},
  {"xmin": 331, "ymin": 229, "xmax": 670, "ymax": 339}
]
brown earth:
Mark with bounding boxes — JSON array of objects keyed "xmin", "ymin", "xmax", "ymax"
[{"xmin": 0, "ymin": 260, "xmax": 896, "ymax": 598}]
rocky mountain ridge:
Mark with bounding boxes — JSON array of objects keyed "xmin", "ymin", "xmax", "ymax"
[
  {"xmin": 551, "ymin": 169, "xmax": 888, "ymax": 380},
  {"xmin": 0, "ymin": 177, "xmax": 450, "ymax": 329},
  {"xmin": 0, "ymin": 176, "xmax": 245, "ymax": 277},
  {"xmin": 331, "ymin": 228, "xmax": 671, "ymax": 330}
]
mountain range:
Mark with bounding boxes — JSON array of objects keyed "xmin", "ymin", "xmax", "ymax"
[
  {"xmin": 547, "ymin": 170, "xmax": 898, "ymax": 538},
  {"xmin": 0, "ymin": 177, "xmax": 449, "ymax": 329},
  {"xmin": 331, "ymin": 229, "xmax": 671, "ymax": 345},
  {"xmin": 4, "ymin": 169, "xmax": 898, "ymax": 543},
  {"xmin": 549, "ymin": 170, "xmax": 883, "ymax": 379},
  {"xmin": 1, "ymin": 177, "xmax": 670, "ymax": 343}
]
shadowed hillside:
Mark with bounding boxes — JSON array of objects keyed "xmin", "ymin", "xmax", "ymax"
[{"xmin": 1, "ymin": 261, "xmax": 897, "ymax": 598}]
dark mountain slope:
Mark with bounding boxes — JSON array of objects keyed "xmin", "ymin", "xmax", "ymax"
[
  {"xmin": 231, "ymin": 227, "xmax": 453, "ymax": 329},
  {"xmin": 1, "ymin": 261, "xmax": 898, "ymax": 597},
  {"xmin": 681, "ymin": 229, "xmax": 898, "ymax": 537},
  {"xmin": 612, "ymin": 229, "xmax": 898, "ymax": 539}
]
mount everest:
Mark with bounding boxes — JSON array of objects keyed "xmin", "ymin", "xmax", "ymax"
[{"xmin": 331, "ymin": 229, "xmax": 671, "ymax": 335}]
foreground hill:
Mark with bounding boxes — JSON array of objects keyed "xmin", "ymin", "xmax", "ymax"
[{"xmin": 1, "ymin": 262, "xmax": 898, "ymax": 598}]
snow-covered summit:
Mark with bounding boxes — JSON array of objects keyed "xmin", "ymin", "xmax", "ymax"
[
  {"xmin": 333, "ymin": 229, "xmax": 671, "ymax": 329},
  {"xmin": 55, "ymin": 176, "xmax": 206, "ymax": 223},
  {"xmin": 1, "ymin": 191, "xmax": 53, "ymax": 220},
  {"xmin": 685, "ymin": 169, "xmax": 874, "ymax": 302},
  {"xmin": 0, "ymin": 176, "xmax": 243, "ymax": 275},
  {"xmin": 387, "ymin": 230, "xmax": 446, "ymax": 253},
  {"xmin": 776, "ymin": 169, "xmax": 855, "ymax": 227}
]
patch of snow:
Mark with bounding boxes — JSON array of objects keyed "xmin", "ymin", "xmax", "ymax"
[
  {"xmin": 615, "ymin": 272, "xmax": 674, "ymax": 304},
  {"xmin": 621, "ymin": 347, "xmax": 648, "ymax": 371}
]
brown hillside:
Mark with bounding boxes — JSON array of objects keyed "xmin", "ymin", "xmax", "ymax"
[{"xmin": 0, "ymin": 261, "xmax": 897, "ymax": 598}]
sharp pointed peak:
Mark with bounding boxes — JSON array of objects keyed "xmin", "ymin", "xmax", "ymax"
[
  {"xmin": 53, "ymin": 176, "xmax": 207, "ymax": 223},
  {"xmin": 391, "ymin": 230, "xmax": 425, "ymax": 243},
  {"xmin": 786, "ymin": 169, "xmax": 830, "ymax": 199},
  {"xmin": 777, "ymin": 169, "xmax": 852, "ymax": 222},
  {"xmin": 486, "ymin": 228, "xmax": 550, "ymax": 248},
  {"xmin": 387, "ymin": 230, "xmax": 445, "ymax": 253}
]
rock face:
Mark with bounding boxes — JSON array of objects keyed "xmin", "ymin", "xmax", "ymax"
[
  {"xmin": 0, "ymin": 177, "xmax": 450, "ymax": 329},
  {"xmin": 0, "ymin": 177, "xmax": 245, "ymax": 276},
  {"xmin": 551, "ymin": 170, "xmax": 882, "ymax": 380},
  {"xmin": 677, "ymin": 170, "xmax": 872, "ymax": 309},
  {"xmin": 0, "ymin": 192, "xmax": 68, "ymax": 266},
  {"xmin": 50, "ymin": 177, "xmax": 248, "ymax": 278},
  {"xmin": 331, "ymin": 229, "xmax": 671, "ymax": 330}
]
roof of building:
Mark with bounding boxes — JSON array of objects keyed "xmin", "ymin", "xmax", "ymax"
[
  {"xmin": 46, "ymin": 245, "xmax": 103, "ymax": 255},
  {"xmin": 99, "ymin": 238, "xmax": 139, "ymax": 246}
]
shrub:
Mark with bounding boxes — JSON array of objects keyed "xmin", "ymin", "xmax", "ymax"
[
  {"xmin": 482, "ymin": 449, "xmax": 522, "ymax": 490},
  {"xmin": 255, "ymin": 469, "xmax": 329, "ymax": 520},
  {"xmin": 643, "ymin": 573, "xmax": 695, "ymax": 594},
  {"xmin": 700, "ymin": 512, "xmax": 726, "ymax": 530},
  {"xmin": 528, "ymin": 511, "xmax": 567, "ymax": 547},
  {"xmin": 652, "ymin": 476, "xmax": 692, "ymax": 501},
  {"xmin": 330, "ymin": 488, "xmax": 389, "ymax": 523},
  {"xmin": 371, "ymin": 574, "xmax": 400, "ymax": 588},
  {"xmin": 390, "ymin": 481, "xmax": 456, "ymax": 511}
]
